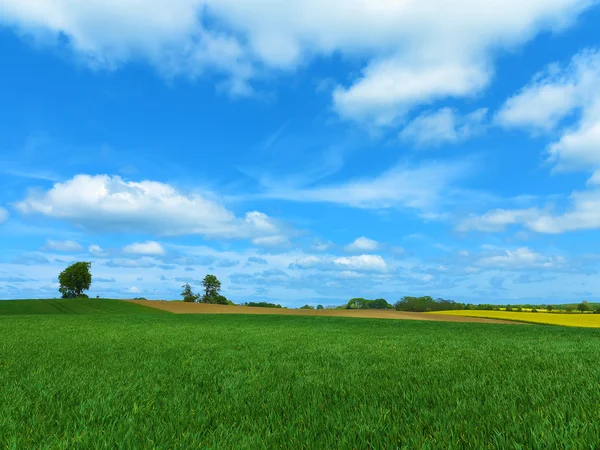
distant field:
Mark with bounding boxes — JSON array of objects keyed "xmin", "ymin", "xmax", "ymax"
[
  {"xmin": 0, "ymin": 298, "xmax": 169, "ymax": 315},
  {"xmin": 2, "ymin": 314, "xmax": 600, "ymax": 448},
  {"xmin": 130, "ymin": 300, "xmax": 523, "ymax": 325},
  {"xmin": 433, "ymin": 310, "xmax": 600, "ymax": 328}
]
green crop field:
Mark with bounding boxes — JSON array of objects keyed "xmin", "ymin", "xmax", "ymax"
[
  {"xmin": 0, "ymin": 298, "xmax": 169, "ymax": 315},
  {"xmin": 2, "ymin": 311, "xmax": 600, "ymax": 449}
]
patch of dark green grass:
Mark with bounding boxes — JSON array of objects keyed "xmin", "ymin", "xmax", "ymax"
[
  {"xmin": 2, "ymin": 314, "xmax": 600, "ymax": 449},
  {"xmin": 0, "ymin": 298, "xmax": 169, "ymax": 315}
]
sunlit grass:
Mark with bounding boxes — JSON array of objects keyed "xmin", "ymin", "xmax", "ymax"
[
  {"xmin": 0, "ymin": 298, "xmax": 169, "ymax": 315},
  {"xmin": 3, "ymin": 314, "xmax": 600, "ymax": 448},
  {"xmin": 433, "ymin": 310, "xmax": 600, "ymax": 327}
]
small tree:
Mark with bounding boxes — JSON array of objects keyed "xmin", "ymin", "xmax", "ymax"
[
  {"xmin": 546, "ymin": 305, "xmax": 554, "ymax": 312},
  {"xmin": 201, "ymin": 274, "xmax": 222, "ymax": 303},
  {"xmin": 180, "ymin": 283, "xmax": 199, "ymax": 303},
  {"xmin": 577, "ymin": 301, "xmax": 591, "ymax": 313},
  {"xmin": 58, "ymin": 262, "xmax": 92, "ymax": 298},
  {"xmin": 316, "ymin": 304, "xmax": 324, "ymax": 310}
]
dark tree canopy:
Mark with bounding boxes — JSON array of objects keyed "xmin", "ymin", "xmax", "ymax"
[
  {"xmin": 180, "ymin": 283, "xmax": 200, "ymax": 303},
  {"xmin": 201, "ymin": 274, "xmax": 222, "ymax": 304},
  {"xmin": 58, "ymin": 262, "xmax": 92, "ymax": 298}
]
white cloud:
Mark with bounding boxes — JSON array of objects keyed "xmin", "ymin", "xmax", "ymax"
[
  {"xmin": 126, "ymin": 286, "xmax": 141, "ymax": 294},
  {"xmin": 312, "ymin": 240, "xmax": 333, "ymax": 252},
  {"xmin": 0, "ymin": 0, "xmax": 254, "ymax": 95},
  {"xmin": 88, "ymin": 244, "xmax": 109, "ymax": 257},
  {"xmin": 496, "ymin": 49, "xmax": 600, "ymax": 170},
  {"xmin": 457, "ymin": 208, "xmax": 541, "ymax": 232},
  {"xmin": 400, "ymin": 108, "xmax": 488, "ymax": 147},
  {"xmin": 290, "ymin": 254, "xmax": 387, "ymax": 272},
  {"xmin": 123, "ymin": 241, "xmax": 166, "ymax": 256},
  {"xmin": 251, "ymin": 235, "xmax": 289, "ymax": 247},
  {"xmin": 345, "ymin": 237, "xmax": 379, "ymax": 252},
  {"xmin": 334, "ymin": 60, "xmax": 490, "ymax": 126},
  {"xmin": 458, "ymin": 187, "xmax": 600, "ymax": 234},
  {"xmin": 1, "ymin": 0, "xmax": 594, "ymax": 119},
  {"xmin": 15, "ymin": 174, "xmax": 287, "ymax": 239},
  {"xmin": 0, "ymin": 207, "xmax": 8, "ymax": 224},
  {"xmin": 262, "ymin": 160, "xmax": 470, "ymax": 212},
  {"xmin": 42, "ymin": 239, "xmax": 83, "ymax": 252},
  {"xmin": 476, "ymin": 247, "xmax": 564, "ymax": 269}
]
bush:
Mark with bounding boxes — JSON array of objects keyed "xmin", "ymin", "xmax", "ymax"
[
  {"xmin": 394, "ymin": 296, "xmax": 463, "ymax": 313},
  {"xmin": 505, "ymin": 306, "xmax": 513, "ymax": 312},
  {"xmin": 76, "ymin": 294, "xmax": 89, "ymax": 299},
  {"xmin": 595, "ymin": 309, "xmax": 600, "ymax": 315},
  {"xmin": 531, "ymin": 308, "xmax": 538, "ymax": 313},
  {"xmin": 316, "ymin": 305, "xmax": 324, "ymax": 310},
  {"xmin": 245, "ymin": 302, "xmax": 282, "ymax": 308},
  {"xmin": 517, "ymin": 307, "xmax": 523, "ymax": 312},
  {"xmin": 300, "ymin": 305, "xmax": 315, "ymax": 310}
]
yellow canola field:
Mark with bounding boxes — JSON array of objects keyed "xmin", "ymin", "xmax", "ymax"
[{"xmin": 433, "ymin": 310, "xmax": 600, "ymax": 328}]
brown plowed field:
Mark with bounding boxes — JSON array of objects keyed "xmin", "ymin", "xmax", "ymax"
[{"xmin": 129, "ymin": 300, "xmax": 526, "ymax": 325}]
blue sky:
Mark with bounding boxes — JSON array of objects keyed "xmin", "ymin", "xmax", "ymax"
[{"xmin": 2, "ymin": 1, "xmax": 600, "ymax": 305}]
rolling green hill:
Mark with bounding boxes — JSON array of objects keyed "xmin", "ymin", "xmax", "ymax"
[{"xmin": 0, "ymin": 298, "xmax": 169, "ymax": 315}]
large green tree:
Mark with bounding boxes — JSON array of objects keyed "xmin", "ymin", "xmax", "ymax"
[
  {"xmin": 58, "ymin": 262, "xmax": 92, "ymax": 298},
  {"xmin": 201, "ymin": 274, "xmax": 222, "ymax": 304}
]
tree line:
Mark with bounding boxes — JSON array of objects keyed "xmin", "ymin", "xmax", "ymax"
[{"xmin": 56, "ymin": 262, "xmax": 598, "ymax": 313}]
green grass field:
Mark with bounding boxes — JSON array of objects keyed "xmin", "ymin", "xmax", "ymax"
[
  {"xmin": 2, "ymin": 310, "xmax": 600, "ymax": 449},
  {"xmin": 0, "ymin": 298, "xmax": 169, "ymax": 315}
]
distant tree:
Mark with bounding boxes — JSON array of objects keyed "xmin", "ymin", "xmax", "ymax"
[
  {"xmin": 58, "ymin": 262, "xmax": 92, "ymax": 298},
  {"xmin": 566, "ymin": 306, "xmax": 575, "ymax": 313},
  {"xmin": 245, "ymin": 302, "xmax": 281, "ymax": 308},
  {"xmin": 517, "ymin": 306, "xmax": 523, "ymax": 312},
  {"xmin": 213, "ymin": 294, "xmax": 229, "ymax": 305},
  {"xmin": 370, "ymin": 298, "xmax": 392, "ymax": 309},
  {"xmin": 505, "ymin": 306, "xmax": 513, "ymax": 312},
  {"xmin": 347, "ymin": 298, "xmax": 368, "ymax": 309},
  {"xmin": 181, "ymin": 283, "xmax": 200, "ymax": 303},
  {"xmin": 300, "ymin": 305, "xmax": 315, "ymax": 310},
  {"xmin": 577, "ymin": 301, "xmax": 591, "ymax": 313},
  {"xmin": 546, "ymin": 305, "xmax": 554, "ymax": 312},
  {"xmin": 531, "ymin": 308, "xmax": 538, "ymax": 313},
  {"xmin": 201, "ymin": 274, "xmax": 222, "ymax": 303},
  {"xmin": 316, "ymin": 305, "xmax": 324, "ymax": 310}
]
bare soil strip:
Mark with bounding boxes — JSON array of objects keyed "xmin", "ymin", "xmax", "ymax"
[{"xmin": 128, "ymin": 300, "xmax": 526, "ymax": 325}]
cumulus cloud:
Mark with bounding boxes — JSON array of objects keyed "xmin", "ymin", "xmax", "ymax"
[
  {"xmin": 345, "ymin": 237, "xmax": 379, "ymax": 252},
  {"xmin": 0, "ymin": 0, "xmax": 253, "ymax": 95},
  {"xmin": 290, "ymin": 254, "xmax": 387, "ymax": 272},
  {"xmin": 400, "ymin": 108, "xmax": 488, "ymax": 147},
  {"xmin": 1, "ymin": 0, "xmax": 593, "ymax": 121},
  {"xmin": 123, "ymin": 241, "xmax": 166, "ymax": 256},
  {"xmin": 42, "ymin": 239, "xmax": 83, "ymax": 253},
  {"xmin": 496, "ymin": 49, "xmax": 600, "ymax": 170},
  {"xmin": 15, "ymin": 174, "xmax": 288, "ymax": 240}
]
